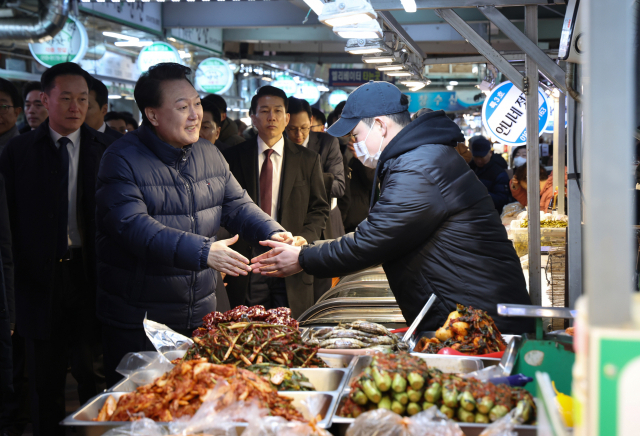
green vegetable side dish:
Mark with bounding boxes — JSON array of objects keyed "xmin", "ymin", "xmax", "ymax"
[{"xmin": 338, "ymin": 352, "xmax": 536, "ymax": 424}]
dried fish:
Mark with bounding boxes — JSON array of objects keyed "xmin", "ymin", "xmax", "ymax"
[
  {"xmin": 346, "ymin": 320, "xmax": 393, "ymax": 337},
  {"xmin": 319, "ymin": 338, "xmax": 368, "ymax": 349}
]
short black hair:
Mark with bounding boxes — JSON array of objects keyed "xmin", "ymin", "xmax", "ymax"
[
  {"xmin": 334, "ymin": 101, "xmax": 346, "ymax": 117},
  {"xmin": 134, "ymin": 62, "xmax": 193, "ymax": 127},
  {"xmin": 104, "ymin": 111, "xmax": 126, "ymax": 123},
  {"xmin": 122, "ymin": 114, "xmax": 138, "ymax": 130},
  {"xmin": 511, "ymin": 145, "xmax": 526, "ymax": 167},
  {"xmin": 203, "ymin": 94, "xmax": 228, "ymax": 115},
  {"xmin": 287, "ymin": 97, "xmax": 311, "ymax": 119},
  {"xmin": 0, "ymin": 78, "xmax": 22, "ymax": 109},
  {"xmin": 515, "ymin": 162, "xmax": 548, "ymax": 182},
  {"xmin": 311, "ymin": 108, "xmax": 326, "ymax": 126},
  {"xmin": 201, "ymin": 99, "xmax": 222, "ymax": 128},
  {"xmin": 249, "ymin": 95, "xmax": 258, "ymax": 115},
  {"xmin": 90, "ymin": 78, "xmax": 109, "ymax": 109},
  {"xmin": 250, "ymin": 86, "xmax": 288, "ymax": 115},
  {"xmin": 22, "ymin": 81, "xmax": 42, "ymax": 101},
  {"xmin": 327, "ymin": 110, "xmax": 338, "ymax": 127},
  {"xmin": 361, "ymin": 94, "xmax": 411, "ymax": 129},
  {"xmin": 41, "ymin": 62, "xmax": 93, "ymax": 95}
]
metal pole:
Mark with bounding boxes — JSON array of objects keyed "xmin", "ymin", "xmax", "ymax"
[
  {"xmin": 552, "ymin": 91, "xmax": 566, "ymax": 215},
  {"xmin": 582, "ymin": 0, "xmax": 634, "ymax": 327},
  {"xmin": 566, "ymin": 67, "xmax": 582, "ymax": 310},
  {"xmin": 525, "ymin": 5, "xmax": 541, "ymax": 306}
]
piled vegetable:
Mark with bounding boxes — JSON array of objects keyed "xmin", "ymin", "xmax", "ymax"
[
  {"xmin": 305, "ymin": 320, "xmax": 408, "ymax": 352},
  {"xmin": 339, "ymin": 352, "xmax": 535, "ymax": 424},
  {"xmin": 202, "ymin": 305, "xmax": 299, "ymax": 330},
  {"xmin": 415, "ymin": 304, "xmax": 508, "ymax": 355},
  {"xmin": 95, "ymin": 359, "xmax": 305, "ymax": 422},
  {"xmin": 246, "ymin": 364, "xmax": 315, "ymax": 391},
  {"xmin": 185, "ymin": 322, "xmax": 328, "ymax": 368}
]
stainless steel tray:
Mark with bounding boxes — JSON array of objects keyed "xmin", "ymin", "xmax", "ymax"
[
  {"xmin": 110, "ymin": 368, "xmax": 350, "ymax": 393},
  {"xmin": 62, "ymin": 391, "xmax": 341, "ymax": 434},
  {"xmin": 410, "ymin": 331, "xmax": 521, "ymax": 361}
]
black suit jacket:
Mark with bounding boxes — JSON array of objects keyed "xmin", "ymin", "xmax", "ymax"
[
  {"xmin": 222, "ymin": 136, "xmax": 329, "ymax": 317},
  {"xmin": 103, "ymin": 125, "xmax": 123, "ymax": 141},
  {"xmin": 306, "ymin": 131, "xmax": 345, "ymax": 199},
  {"xmin": 0, "ymin": 120, "xmax": 113, "ymax": 339}
]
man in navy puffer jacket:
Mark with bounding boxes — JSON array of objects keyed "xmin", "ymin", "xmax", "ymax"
[{"xmin": 96, "ymin": 63, "xmax": 290, "ymax": 386}]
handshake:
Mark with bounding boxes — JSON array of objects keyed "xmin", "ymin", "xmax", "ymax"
[{"xmin": 206, "ymin": 231, "xmax": 304, "ymax": 278}]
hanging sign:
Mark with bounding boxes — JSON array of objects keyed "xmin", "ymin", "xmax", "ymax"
[
  {"xmin": 137, "ymin": 42, "xmax": 181, "ymax": 73},
  {"xmin": 195, "ymin": 57, "xmax": 234, "ymax": 95},
  {"xmin": 328, "ymin": 90, "xmax": 348, "ymax": 108},
  {"xmin": 406, "ymin": 90, "xmax": 484, "ymax": 113},
  {"xmin": 481, "ymin": 81, "xmax": 550, "ymax": 145},
  {"xmin": 170, "ymin": 28, "xmax": 223, "ymax": 54},
  {"xmin": 294, "ymin": 81, "xmax": 321, "ymax": 105},
  {"xmin": 272, "ymin": 75, "xmax": 298, "ymax": 97},
  {"xmin": 29, "ymin": 16, "xmax": 88, "ymax": 68},
  {"xmin": 79, "ymin": 3, "xmax": 162, "ymax": 36}
]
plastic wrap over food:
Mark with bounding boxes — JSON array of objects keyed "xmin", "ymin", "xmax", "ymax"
[
  {"xmin": 167, "ymin": 398, "xmax": 266, "ymax": 436},
  {"xmin": 478, "ymin": 408, "xmax": 520, "ymax": 436},
  {"xmin": 345, "ymin": 407, "xmax": 464, "ymax": 436},
  {"xmin": 115, "ymin": 351, "xmax": 175, "ymax": 385},
  {"xmin": 143, "ymin": 316, "xmax": 194, "ymax": 358},
  {"xmin": 242, "ymin": 416, "xmax": 332, "ymax": 436},
  {"xmin": 102, "ymin": 418, "xmax": 168, "ymax": 435}
]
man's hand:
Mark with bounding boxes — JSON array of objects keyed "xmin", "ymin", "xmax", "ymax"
[
  {"xmin": 292, "ymin": 236, "xmax": 307, "ymax": 247},
  {"xmin": 207, "ymin": 234, "xmax": 251, "ymax": 276},
  {"xmin": 270, "ymin": 232, "xmax": 294, "ymax": 245},
  {"xmin": 250, "ymin": 240, "xmax": 303, "ymax": 278}
]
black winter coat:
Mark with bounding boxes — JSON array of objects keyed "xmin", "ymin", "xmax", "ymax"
[
  {"xmin": 299, "ymin": 111, "xmax": 534, "ymax": 334},
  {"xmin": 0, "ymin": 174, "xmax": 13, "ymax": 397},
  {"xmin": 0, "ymin": 121, "xmax": 112, "ymax": 340},
  {"xmin": 95, "ymin": 125, "xmax": 283, "ymax": 331}
]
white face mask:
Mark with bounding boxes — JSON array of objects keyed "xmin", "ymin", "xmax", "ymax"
[
  {"xmin": 353, "ymin": 122, "xmax": 384, "ymax": 169},
  {"xmin": 513, "ymin": 156, "xmax": 527, "ymax": 168}
]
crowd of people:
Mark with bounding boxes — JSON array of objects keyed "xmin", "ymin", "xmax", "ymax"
[{"xmin": 0, "ymin": 61, "xmax": 540, "ymax": 436}]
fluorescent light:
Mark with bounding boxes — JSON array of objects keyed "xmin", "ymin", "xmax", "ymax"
[
  {"xmin": 80, "ymin": 0, "xmax": 90, "ymax": 2},
  {"xmin": 385, "ymin": 71, "xmax": 412, "ymax": 77},
  {"xmin": 108, "ymin": 95, "xmax": 122, "ymax": 100},
  {"xmin": 319, "ymin": 0, "xmax": 376, "ymax": 27},
  {"xmin": 334, "ymin": 20, "xmax": 383, "ymax": 39},
  {"xmin": 376, "ymin": 65, "xmax": 404, "ymax": 71},
  {"xmin": 178, "ymin": 50, "xmax": 191, "ymax": 59},
  {"xmin": 446, "ymin": 85, "xmax": 454, "ymax": 90},
  {"xmin": 362, "ymin": 55, "xmax": 395, "ymax": 63},
  {"xmin": 409, "ymin": 83, "xmax": 426, "ymax": 91},
  {"xmin": 124, "ymin": 96, "xmax": 135, "ymax": 100},
  {"xmin": 167, "ymin": 37, "xmax": 176, "ymax": 42},
  {"xmin": 318, "ymin": 85, "xmax": 330, "ymax": 92},
  {"xmin": 449, "ymin": 80, "xmax": 458, "ymax": 86},
  {"xmin": 261, "ymin": 77, "xmax": 273, "ymax": 82},
  {"xmin": 400, "ymin": 80, "xmax": 425, "ymax": 86},
  {"xmin": 400, "ymin": 0, "xmax": 416, "ymax": 12},
  {"xmin": 303, "ymin": 0, "xmax": 324, "ymax": 15},
  {"xmin": 103, "ymin": 32, "xmax": 139, "ymax": 41},
  {"xmin": 114, "ymin": 41, "xmax": 154, "ymax": 47},
  {"xmin": 347, "ymin": 47, "xmax": 383, "ymax": 54}
]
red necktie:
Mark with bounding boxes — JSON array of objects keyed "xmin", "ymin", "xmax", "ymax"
[{"xmin": 259, "ymin": 149, "xmax": 275, "ymax": 216}]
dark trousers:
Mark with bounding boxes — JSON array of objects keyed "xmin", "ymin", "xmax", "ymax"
[
  {"xmin": 25, "ymin": 255, "xmax": 97, "ymax": 436},
  {"xmin": 0, "ymin": 332, "xmax": 29, "ymax": 435},
  {"xmin": 102, "ymin": 325, "xmax": 193, "ymax": 388},
  {"xmin": 246, "ymin": 272, "xmax": 289, "ymax": 309}
]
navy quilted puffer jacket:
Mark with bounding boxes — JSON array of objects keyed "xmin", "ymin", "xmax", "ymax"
[{"xmin": 96, "ymin": 125, "xmax": 283, "ymax": 330}]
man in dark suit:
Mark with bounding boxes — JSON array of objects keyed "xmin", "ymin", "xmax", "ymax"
[
  {"xmin": 286, "ymin": 97, "xmax": 345, "ymax": 300},
  {"xmin": 223, "ymin": 86, "xmax": 329, "ymax": 318},
  {"xmin": 85, "ymin": 78, "xmax": 123, "ymax": 141},
  {"xmin": 0, "ymin": 62, "xmax": 114, "ymax": 436},
  {"xmin": 203, "ymin": 94, "xmax": 245, "ymax": 147}
]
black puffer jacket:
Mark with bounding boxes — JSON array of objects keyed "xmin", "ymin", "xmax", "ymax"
[
  {"xmin": 299, "ymin": 111, "xmax": 533, "ymax": 334},
  {"xmin": 96, "ymin": 125, "xmax": 283, "ymax": 330}
]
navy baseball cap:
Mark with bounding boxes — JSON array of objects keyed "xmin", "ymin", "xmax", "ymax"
[
  {"xmin": 327, "ymin": 81, "xmax": 409, "ymax": 138},
  {"xmin": 471, "ymin": 136, "xmax": 492, "ymax": 157}
]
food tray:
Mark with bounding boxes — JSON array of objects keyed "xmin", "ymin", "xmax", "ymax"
[
  {"xmin": 409, "ymin": 332, "xmax": 521, "ymax": 361},
  {"xmin": 331, "ymin": 395, "xmax": 537, "ymax": 436},
  {"xmin": 62, "ymin": 391, "xmax": 341, "ymax": 435},
  {"xmin": 110, "ymin": 368, "xmax": 350, "ymax": 393}
]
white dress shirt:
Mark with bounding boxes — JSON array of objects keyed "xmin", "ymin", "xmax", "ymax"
[
  {"xmin": 49, "ymin": 126, "xmax": 82, "ymax": 248},
  {"xmin": 98, "ymin": 122, "xmax": 106, "ymax": 133},
  {"xmin": 257, "ymin": 135, "xmax": 285, "ymax": 221},
  {"xmin": 302, "ymin": 134, "xmax": 310, "ymax": 148}
]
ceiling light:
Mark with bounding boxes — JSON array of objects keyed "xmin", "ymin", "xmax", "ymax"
[
  {"xmin": 400, "ymin": 80, "xmax": 426, "ymax": 87},
  {"xmin": 167, "ymin": 37, "xmax": 176, "ymax": 42},
  {"xmin": 334, "ymin": 20, "xmax": 383, "ymax": 39},
  {"xmin": 400, "ymin": 0, "xmax": 417, "ymax": 12},
  {"xmin": 376, "ymin": 65, "xmax": 404, "ymax": 71},
  {"xmin": 124, "ymin": 96, "xmax": 135, "ymax": 100},
  {"xmin": 303, "ymin": 0, "xmax": 324, "ymax": 15},
  {"xmin": 319, "ymin": 0, "xmax": 377, "ymax": 27},
  {"xmin": 449, "ymin": 80, "xmax": 458, "ymax": 86},
  {"xmin": 385, "ymin": 71, "xmax": 412, "ymax": 77},
  {"xmin": 108, "ymin": 95, "xmax": 122, "ymax": 100},
  {"xmin": 178, "ymin": 50, "xmax": 191, "ymax": 59},
  {"xmin": 409, "ymin": 84, "xmax": 426, "ymax": 91},
  {"xmin": 261, "ymin": 77, "xmax": 273, "ymax": 82},
  {"xmin": 347, "ymin": 47, "xmax": 383, "ymax": 54},
  {"xmin": 318, "ymin": 85, "xmax": 330, "ymax": 92},
  {"xmin": 103, "ymin": 32, "xmax": 139, "ymax": 41},
  {"xmin": 446, "ymin": 85, "xmax": 454, "ymax": 90},
  {"xmin": 114, "ymin": 41, "xmax": 154, "ymax": 47},
  {"xmin": 243, "ymin": 72, "xmax": 249, "ymax": 77},
  {"xmin": 362, "ymin": 55, "xmax": 396, "ymax": 63}
]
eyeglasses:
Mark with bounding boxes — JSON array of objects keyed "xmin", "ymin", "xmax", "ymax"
[
  {"xmin": 0, "ymin": 105, "xmax": 15, "ymax": 114},
  {"xmin": 286, "ymin": 127, "xmax": 310, "ymax": 135},
  {"xmin": 311, "ymin": 124, "xmax": 323, "ymax": 128}
]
